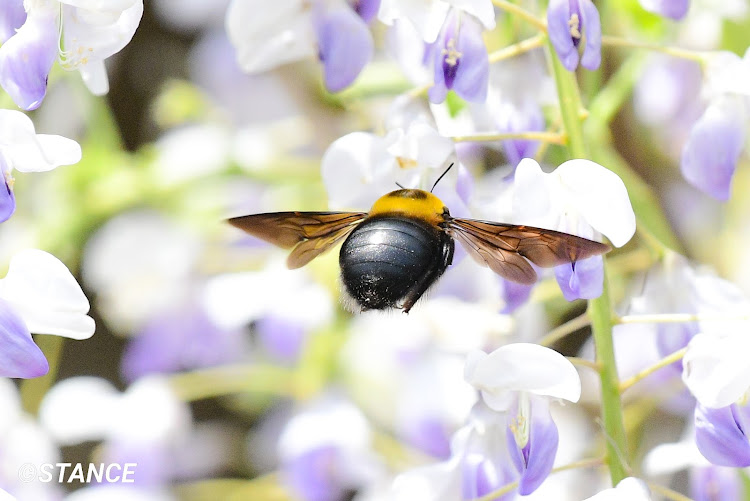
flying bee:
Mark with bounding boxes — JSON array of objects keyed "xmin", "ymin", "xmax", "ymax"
[{"xmin": 228, "ymin": 166, "xmax": 610, "ymax": 313}]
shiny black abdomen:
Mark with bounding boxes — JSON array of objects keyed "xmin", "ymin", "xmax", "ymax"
[{"xmin": 339, "ymin": 216, "xmax": 454, "ymax": 312}]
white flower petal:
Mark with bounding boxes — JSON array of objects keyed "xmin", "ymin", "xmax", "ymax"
[
  {"xmin": 39, "ymin": 376, "xmax": 119, "ymax": 444},
  {"xmin": 60, "ymin": 1, "xmax": 143, "ymax": 67},
  {"xmin": 78, "ymin": 59, "xmax": 110, "ymax": 95},
  {"xmin": 0, "ymin": 110, "xmax": 81, "ymax": 173},
  {"xmin": 60, "ymin": 0, "xmax": 138, "ymax": 11},
  {"xmin": 682, "ymin": 332, "xmax": 750, "ymax": 408},
  {"xmin": 391, "ymin": 459, "xmax": 460, "ymax": 501},
  {"xmin": 226, "ymin": 0, "xmax": 316, "ymax": 73},
  {"xmin": 583, "ymin": 477, "xmax": 651, "ymax": 501},
  {"xmin": 448, "ymin": 0, "xmax": 496, "ymax": 30},
  {"xmin": 464, "ymin": 343, "xmax": 581, "ymax": 411},
  {"xmin": 278, "ymin": 397, "xmax": 372, "ymax": 459},
  {"xmin": 512, "ymin": 158, "xmax": 556, "ymax": 227},
  {"xmin": 111, "ymin": 376, "xmax": 191, "ymax": 444},
  {"xmin": 25, "ymin": 134, "xmax": 83, "ymax": 171},
  {"xmin": 0, "ymin": 109, "xmax": 38, "ymax": 147},
  {"xmin": 643, "ymin": 441, "xmax": 708, "ymax": 476},
  {"xmin": 321, "ymin": 131, "xmax": 397, "ymax": 210},
  {"xmin": 555, "ymin": 159, "xmax": 636, "ymax": 247},
  {"xmin": 0, "ymin": 249, "xmax": 95, "ymax": 339},
  {"xmin": 378, "ymin": 0, "xmax": 450, "ymax": 43}
]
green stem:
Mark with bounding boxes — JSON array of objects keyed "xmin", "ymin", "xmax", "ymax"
[
  {"xmin": 546, "ymin": 40, "xmax": 586, "ymax": 158},
  {"xmin": 588, "ymin": 276, "xmax": 629, "ymax": 482},
  {"xmin": 20, "ymin": 335, "xmax": 64, "ymax": 414},
  {"xmin": 547, "ymin": 39, "xmax": 629, "ymax": 485},
  {"xmin": 169, "ymin": 365, "xmax": 297, "ymax": 402}
]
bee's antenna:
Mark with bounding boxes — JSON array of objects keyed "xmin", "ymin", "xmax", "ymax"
[
  {"xmin": 395, "ymin": 182, "xmax": 406, "ymax": 189},
  {"xmin": 431, "ymin": 163, "xmax": 454, "ymax": 193}
]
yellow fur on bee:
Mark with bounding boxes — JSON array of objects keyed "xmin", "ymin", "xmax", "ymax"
[{"xmin": 368, "ymin": 189, "xmax": 446, "ymax": 225}]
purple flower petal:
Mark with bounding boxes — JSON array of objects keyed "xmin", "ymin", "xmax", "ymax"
[
  {"xmin": 103, "ymin": 439, "xmax": 171, "ymax": 487},
  {"xmin": 694, "ymin": 404, "xmax": 750, "ymax": 467},
  {"xmin": 681, "ymin": 101, "xmax": 744, "ymax": 201},
  {"xmin": 255, "ymin": 314, "xmax": 306, "ymax": 362},
  {"xmin": 456, "ymin": 163, "xmax": 474, "ymax": 205},
  {"xmin": 578, "ymin": 0, "xmax": 601, "ymax": 70},
  {"xmin": 547, "ymin": 0, "xmax": 600, "ymax": 71},
  {"xmin": 402, "ymin": 416, "xmax": 451, "ymax": 458},
  {"xmin": 316, "ymin": 6, "xmax": 373, "ymax": 92},
  {"xmin": 0, "ymin": 298, "xmax": 49, "ymax": 378},
  {"xmin": 655, "ymin": 320, "xmax": 697, "ymax": 374},
  {"xmin": 461, "ymin": 454, "xmax": 516, "ymax": 500},
  {"xmin": 429, "ymin": 12, "xmax": 488, "ymax": 104},
  {"xmin": 122, "ymin": 306, "xmax": 245, "ymax": 382},
  {"xmin": 350, "ymin": 0, "xmax": 381, "ymax": 23},
  {"xmin": 639, "ymin": 0, "xmax": 690, "ymax": 20},
  {"xmin": 506, "ymin": 397, "xmax": 559, "ymax": 495},
  {"xmin": 555, "ymin": 254, "xmax": 603, "ymax": 301},
  {"xmin": 499, "ymin": 101, "xmax": 545, "ymax": 167},
  {"xmin": 689, "ymin": 465, "xmax": 741, "ymax": 501},
  {"xmin": 284, "ymin": 445, "xmax": 342, "ymax": 501},
  {"xmin": 0, "ymin": 156, "xmax": 16, "ymax": 223},
  {"xmin": 547, "ymin": 0, "xmax": 579, "ymax": 71},
  {"xmin": 500, "ymin": 279, "xmax": 534, "ymax": 314},
  {"xmin": 0, "ymin": 7, "xmax": 58, "ymax": 111},
  {"xmin": 0, "ymin": 0, "xmax": 26, "ymax": 44}
]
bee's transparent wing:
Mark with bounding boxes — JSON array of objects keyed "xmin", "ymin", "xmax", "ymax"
[
  {"xmin": 228, "ymin": 211, "xmax": 367, "ymax": 269},
  {"xmin": 448, "ymin": 218, "xmax": 611, "ymax": 284}
]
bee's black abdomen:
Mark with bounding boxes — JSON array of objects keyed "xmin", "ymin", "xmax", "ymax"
[{"xmin": 339, "ymin": 216, "xmax": 453, "ymax": 311}]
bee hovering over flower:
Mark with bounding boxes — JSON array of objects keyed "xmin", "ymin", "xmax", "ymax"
[{"xmin": 229, "ymin": 165, "xmax": 610, "ymax": 313}]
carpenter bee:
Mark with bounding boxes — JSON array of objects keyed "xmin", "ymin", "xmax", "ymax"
[{"xmin": 228, "ymin": 166, "xmax": 610, "ymax": 313}]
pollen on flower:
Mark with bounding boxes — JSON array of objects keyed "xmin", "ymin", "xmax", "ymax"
[
  {"xmin": 5, "ymin": 172, "xmax": 15, "ymax": 190},
  {"xmin": 509, "ymin": 414, "xmax": 530, "ymax": 448},
  {"xmin": 396, "ymin": 157, "xmax": 418, "ymax": 169},
  {"xmin": 568, "ymin": 14, "xmax": 581, "ymax": 39},
  {"xmin": 59, "ymin": 38, "xmax": 96, "ymax": 69},
  {"xmin": 441, "ymin": 38, "xmax": 462, "ymax": 66}
]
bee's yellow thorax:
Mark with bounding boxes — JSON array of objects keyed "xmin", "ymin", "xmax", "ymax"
[{"xmin": 368, "ymin": 189, "xmax": 446, "ymax": 225}]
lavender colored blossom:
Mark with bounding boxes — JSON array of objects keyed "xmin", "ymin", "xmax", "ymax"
[
  {"xmin": 497, "ymin": 101, "xmax": 545, "ymax": 168},
  {"xmin": 316, "ymin": 6, "xmax": 374, "ymax": 92},
  {"xmin": 0, "ymin": 298, "xmax": 49, "ymax": 378},
  {"xmin": 639, "ymin": 0, "xmax": 690, "ymax": 20},
  {"xmin": 499, "ymin": 279, "xmax": 534, "ymax": 314},
  {"xmin": 402, "ymin": 416, "xmax": 451, "ymax": 458},
  {"xmin": 122, "ymin": 306, "xmax": 245, "ymax": 382},
  {"xmin": 428, "ymin": 11, "xmax": 488, "ymax": 104},
  {"xmin": 547, "ymin": 0, "xmax": 601, "ymax": 71},
  {"xmin": 690, "ymin": 465, "xmax": 741, "ymax": 501},
  {"xmin": 680, "ymin": 100, "xmax": 744, "ymax": 201},
  {"xmin": 0, "ymin": 0, "xmax": 142, "ymax": 110},
  {"xmin": 0, "ymin": 7, "xmax": 58, "ymax": 111},
  {"xmin": 351, "ymin": 0, "xmax": 381, "ymax": 22},
  {"xmin": 694, "ymin": 403, "xmax": 750, "ymax": 467},
  {"xmin": 285, "ymin": 446, "xmax": 343, "ymax": 501},
  {"xmin": 278, "ymin": 398, "xmax": 379, "ymax": 501},
  {"xmin": 255, "ymin": 314, "xmax": 306, "ymax": 362},
  {"xmin": 555, "ymin": 255, "xmax": 604, "ymax": 301},
  {"xmin": 506, "ymin": 397, "xmax": 559, "ymax": 495},
  {"xmin": 461, "ymin": 450, "xmax": 516, "ymax": 500},
  {"xmin": 0, "ymin": 0, "xmax": 26, "ymax": 43},
  {"xmin": 0, "ymin": 156, "xmax": 15, "ymax": 223}
]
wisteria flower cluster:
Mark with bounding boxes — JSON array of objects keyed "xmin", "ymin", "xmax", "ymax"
[{"xmin": 1, "ymin": 0, "xmax": 750, "ymax": 500}]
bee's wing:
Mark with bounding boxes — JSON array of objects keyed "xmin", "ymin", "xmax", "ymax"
[
  {"xmin": 447, "ymin": 218, "xmax": 611, "ymax": 284},
  {"xmin": 228, "ymin": 211, "xmax": 367, "ymax": 269}
]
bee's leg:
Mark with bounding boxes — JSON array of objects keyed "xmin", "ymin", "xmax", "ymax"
[{"xmin": 400, "ymin": 234, "xmax": 454, "ymax": 313}]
